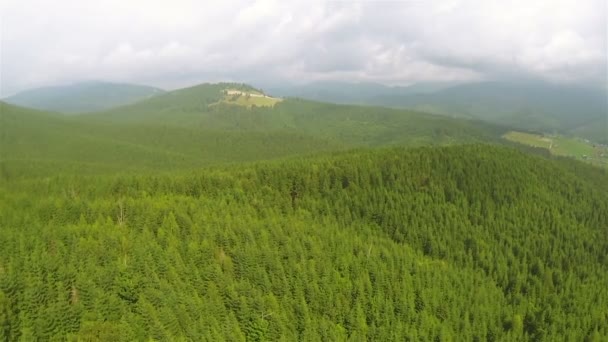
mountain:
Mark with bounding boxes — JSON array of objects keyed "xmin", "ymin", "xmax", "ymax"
[
  {"xmin": 264, "ymin": 80, "xmax": 459, "ymax": 104},
  {"xmin": 0, "ymin": 86, "xmax": 504, "ymax": 178},
  {"xmin": 2, "ymin": 80, "xmax": 607, "ymax": 340},
  {"xmin": 0, "ymin": 100, "xmax": 342, "ymax": 179},
  {"xmin": 1, "ymin": 144, "xmax": 606, "ymax": 340},
  {"xmin": 2, "ymin": 81, "xmax": 165, "ymax": 113},
  {"xmin": 80, "ymin": 82, "xmax": 505, "ymax": 147},
  {"xmin": 369, "ymin": 82, "xmax": 607, "ymax": 141},
  {"xmin": 272, "ymin": 81, "xmax": 608, "ymax": 144}
]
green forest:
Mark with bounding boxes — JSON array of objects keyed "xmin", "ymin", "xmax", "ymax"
[
  {"xmin": 2, "ymin": 144, "xmax": 608, "ymax": 340},
  {"xmin": 1, "ymin": 83, "xmax": 607, "ymax": 341}
]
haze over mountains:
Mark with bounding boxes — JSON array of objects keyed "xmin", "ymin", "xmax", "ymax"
[
  {"xmin": 2, "ymin": 81, "xmax": 164, "ymax": 113},
  {"xmin": 270, "ymin": 80, "xmax": 608, "ymax": 144},
  {"xmin": 6, "ymin": 79, "xmax": 605, "ymax": 144},
  {"xmin": 3, "ymin": 80, "xmax": 605, "ymax": 178}
]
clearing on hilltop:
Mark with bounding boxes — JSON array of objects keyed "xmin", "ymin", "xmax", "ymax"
[{"xmin": 218, "ymin": 88, "xmax": 283, "ymax": 108}]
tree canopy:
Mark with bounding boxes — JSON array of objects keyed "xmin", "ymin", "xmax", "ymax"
[{"xmin": 1, "ymin": 144, "xmax": 606, "ymax": 340}]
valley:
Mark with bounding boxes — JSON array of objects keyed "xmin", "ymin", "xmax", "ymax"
[{"xmin": 503, "ymin": 131, "xmax": 608, "ymax": 168}]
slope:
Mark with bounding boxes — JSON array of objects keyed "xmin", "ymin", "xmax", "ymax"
[
  {"xmin": 3, "ymin": 81, "xmax": 165, "ymax": 113},
  {"xmin": 80, "ymin": 82, "xmax": 246, "ymax": 124},
  {"xmin": 80, "ymin": 82, "xmax": 507, "ymax": 147},
  {"xmin": 378, "ymin": 82, "xmax": 608, "ymax": 144},
  {"xmin": 0, "ymin": 101, "xmax": 343, "ymax": 179},
  {"xmin": 272, "ymin": 81, "xmax": 607, "ymax": 143},
  {"xmin": 372, "ymin": 82, "xmax": 606, "ymax": 139},
  {"xmin": 0, "ymin": 145, "xmax": 606, "ymax": 340}
]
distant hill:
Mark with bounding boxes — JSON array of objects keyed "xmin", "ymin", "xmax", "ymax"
[
  {"xmin": 2, "ymin": 81, "xmax": 165, "ymax": 113},
  {"xmin": 82, "ymin": 82, "xmax": 505, "ymax": 147},
  {"xmin": 271, "ymin": 81, "xmax": 608, "ymax": 144},
  {"xmin": 0, "ymin": 100, "xmax": 342, "ymax": 178},
  {"xmin": 80, "ymin": 82, "xmax": 244, "ymax": 123},
  {"xmin": 0, "ymin": 81, "xmax": 507, "ymax": 178},
  {"xmin": 265, "ymin": 80, "xmax": 459, "ymax": 104}
]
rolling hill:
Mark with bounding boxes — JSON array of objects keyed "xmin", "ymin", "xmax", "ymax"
[
  {"xmin": 1, "ymin": 80, "xmax": 607, "ymax": 340},
  {"xmin": 2, "ymin": 81, "xmax": 165, "ymax": 113},
  {"xmin": 80, "ymin": 83, "xmax": 506, "ymax": 146},
  {"xmin": 0, "ymin": 101, "xmax": 343, "ymax": 179},
  {"xmin": 5, "ymin": 81, "xmax": 603, "ymax": 176},
  {"xmin": 271, "ymin": 81, "xmax": 608, "ymax": 144},
  {"xmin": 0, "ymin": 88, "xmax": 504, "ymax": 179}
]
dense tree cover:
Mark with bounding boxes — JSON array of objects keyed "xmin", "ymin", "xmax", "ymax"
[
  {"xmin": 0, "ymin": 101, "xmax": 343, "ymax": 179},
  {"xmin": 1, "ymin": 145, "xmax": 606, "ymax": 341},
  {"xmin": 80, "ymin": 83, "xmax": 505, "ymax": 148},
  {"xmin": 0, "ymin": 96, "xmax": 503, "ymax": 179}
]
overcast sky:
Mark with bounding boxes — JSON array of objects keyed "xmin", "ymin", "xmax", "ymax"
[{"xmin": 1, "ymin": 0, "xmax": 606, "ymax": 95}]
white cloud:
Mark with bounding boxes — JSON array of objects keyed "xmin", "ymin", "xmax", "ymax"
[
  {"xmin": 0, "ymin": 0, "xmax": 605, "ymax": 95},
  {"xmin": 520, "ymin": 30, "xmax": 604, "ymax": 71}
]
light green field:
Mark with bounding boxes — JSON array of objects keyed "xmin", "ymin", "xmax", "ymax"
[
  {"xmin": 503, "ymin": 131, "xmax": 608, "ymax": 167},
  {"xmin": 221, "ymin": 89, "xmax": 282, "ymax": 108},
  {"xmin": 503, "ymin": 131, "xmax": 553, "ymax": 149}
]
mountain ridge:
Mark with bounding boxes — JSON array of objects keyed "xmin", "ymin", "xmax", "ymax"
[
  {"xmin": 2, "ymin": 81, "xmax": 165, "ymax": 113},
  {"xmin": 266, "ymin": 80, "xmax": 607, "ymax": 143}
]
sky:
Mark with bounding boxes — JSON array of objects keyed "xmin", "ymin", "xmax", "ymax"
[{"xmin": 0, "ymin": 0, "xmax": 606, "ymax": 96}]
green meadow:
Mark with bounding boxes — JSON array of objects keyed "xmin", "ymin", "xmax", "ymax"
[{"xmin": 503, "ymin": 130, "xmax": 608, "ymax": 168}]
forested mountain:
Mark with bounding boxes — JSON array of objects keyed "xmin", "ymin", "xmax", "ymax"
[
  {"xmin": 1, "ymin": 145, "xmax": 607, "ymax": 340},
  {"xmin": 80, "ymin": 83, "xmax": 505, "ymax": 145},
  {"xmin": 272, "ymin": 81, "xmax": 607, "ymax": 144},
  {"xmin": 2, "ymin": 0, "xmax": 605, "ymax": 340},
  {"xmin": 370, "ymin": 82, "xmax": 607, "ymax": 143},
  {"xmin": 0, "ymin": 101, "xmax": 342, "ymax": 178},
  {"xmin": 2, "ymin": 81, "xmax": 164, "ymax": 113},
  {"xmin": 0, "ymin": 83, "xmax": 507, "ymax": 177},
  {"xmin": 2, "ymin": 82, "xmax": 607, "ymax": 341}
]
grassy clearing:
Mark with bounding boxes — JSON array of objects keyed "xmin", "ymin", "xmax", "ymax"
[
  {"xmin": 503, "ymin": 131, "xmax": 553, "ymax": 149},
  {"xmin": 220, "ymin": 89, "xmax": 282, "ymax": 108},
  {"xmin": 503, "ymin": 131, "xmax": 608, "ymax": 168}
]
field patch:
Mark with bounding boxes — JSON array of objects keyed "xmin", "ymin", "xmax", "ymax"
[
  {"xmin": 217, "ymin": 89, "xmax": 282, "ymax": 108},
  {"xmin": 503, "ymin": 131, "xmax": 608, "ymax": 168}
]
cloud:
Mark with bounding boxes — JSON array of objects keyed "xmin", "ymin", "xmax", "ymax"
[{"xmin": 1, "ymin": 0, "xmax": 605, "ymax": 95}]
